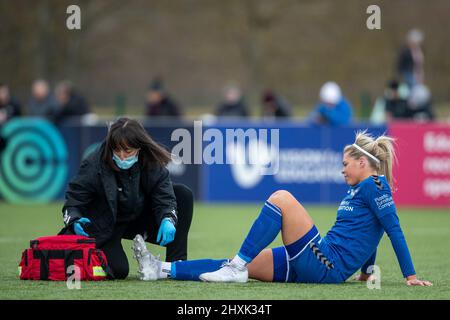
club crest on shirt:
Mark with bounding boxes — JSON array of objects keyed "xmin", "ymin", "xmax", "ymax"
[{"xmin": 348, "ymin": 188, "xmax": 360, "ymax": 198}]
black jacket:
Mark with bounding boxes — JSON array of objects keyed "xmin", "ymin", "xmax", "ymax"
[
  {"xmin": 52, "ymin": 93, "xmax": 90, "ymax": 124},
  {"xmin": 216, "ymin": 99, "xmax": 249, "ymax": 117},
  {"xmin": 60, "ymin": 142, "xmax": 178, "ymax": 247},
  {"xmin": 146, "ymin": 96, "xmax": 181, "ymax": 117},
  {"xmin": 397, "ymin": 47, "xmax": 414, "ymax": 74},
  {"xmin": 0, "ymin": 97, "xmax": 22, "ymax": 122}
]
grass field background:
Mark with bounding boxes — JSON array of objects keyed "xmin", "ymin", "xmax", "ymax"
[{"xmin": 0, "ymin": 202, "xmax": 449, "ymax": 300}]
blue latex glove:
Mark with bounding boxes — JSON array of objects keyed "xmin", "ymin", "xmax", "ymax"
[
  {"xmin": 157, "ymin": 218, "xmax": 176, "ymax": 246},
  {"xmin": 74, "ymin": 217, "xmax": 91, "ymax": 237}
]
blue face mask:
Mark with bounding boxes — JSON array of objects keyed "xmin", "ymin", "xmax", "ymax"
[{"xmin": 112, "ymin": 153, "xmax": 138, "ymax": 170}]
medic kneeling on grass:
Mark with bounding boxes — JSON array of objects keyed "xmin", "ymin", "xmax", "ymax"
[{"xmin": 59, "ymin": 117, "xmax": 194, "ymax": 279}]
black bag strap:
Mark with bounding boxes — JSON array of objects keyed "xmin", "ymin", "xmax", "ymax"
[
  {"xmin": 24, "ymin": 250, "xmax": 29, "ymax": 266},
  {"xmin": 32, "ymin": 248, "xmax": 113, "ymax": 280},
  {"xmin": 95, "ymin": 249, "xmax": 115, "ymax": 280},
  {"xmin": 64, "ymin": 250, "xmax": 83, "ymax": 278},
  {"xmin": 33, "ymin": 250, "xmax": 83, "ymax": 280},
  {"xmin": 33, "ymin": 250, "xmax": 49, "ymax": 280}
]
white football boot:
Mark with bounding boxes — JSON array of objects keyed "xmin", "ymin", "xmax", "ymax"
[
  {"xmin": 199, "ymin": 261, "xmax": 248, "ymax": 283},
  {"xmin": 132, "ymin": 234, "xmax": 160, "ymax": 281}
]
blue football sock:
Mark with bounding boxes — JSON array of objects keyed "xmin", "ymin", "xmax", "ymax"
[
  {"xmin": 171, "ymin": 259, "xmax": 229, "ymax": 281},
  {"xmin": 237, "ymin": 200, "xmax": 282, "ymax": 263}
]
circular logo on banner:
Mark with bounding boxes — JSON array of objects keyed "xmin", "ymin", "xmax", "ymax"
[
  {"xmin": 227, "ymin": 139, "xmax": 272, "ymax": 189},
  {"xmin": 0, "ymin": 118, "xmax": 68, "ymax": 203}
]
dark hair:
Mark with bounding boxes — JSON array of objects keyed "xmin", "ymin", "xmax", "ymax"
[
  {"xmin": 149, "ymin": 76, "xmax": 164, "ymax": 91},
  {"xmin": 388, "ymin": 79, "xmax": 399, "ymax": 90},
  {"xmin": 262, "ymin": 90, "xmax": 276, "ymax": 103},
  {"xmin": 103, "ymin": 117, "xmax": 171, "ymax": 170}
]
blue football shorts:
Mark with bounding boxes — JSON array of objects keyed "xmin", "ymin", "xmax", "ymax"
[{"xmin": 271, "ymin": 225, "xmax": 345, "ymax": 283}]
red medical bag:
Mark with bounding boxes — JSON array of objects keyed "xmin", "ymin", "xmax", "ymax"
[{"xmin": 19, "ymin": 235, "xmax": 113, "ymax": 281}]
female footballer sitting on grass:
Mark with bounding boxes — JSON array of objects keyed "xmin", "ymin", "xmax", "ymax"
[{"xmin": 132, "ymin": 131, "xmax": 432, "ymax": 286}]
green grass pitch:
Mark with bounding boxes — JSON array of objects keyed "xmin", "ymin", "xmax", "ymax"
[{"xmin": 0, "ymin": 202, "xmax": 449, "ymax": 300}]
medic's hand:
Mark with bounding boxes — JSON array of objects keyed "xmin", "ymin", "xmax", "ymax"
[
  {"xmin": 157, "ymin": 218, "xmax": 176, "ymax": 246},
  {"xmin": 74, "ymin": 217, "xmax": 91, "ymax": 237}
]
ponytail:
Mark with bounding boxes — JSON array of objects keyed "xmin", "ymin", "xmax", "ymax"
[{"xmin": 344, "ymin": 130, "xmax": 397, "ymax": 188}]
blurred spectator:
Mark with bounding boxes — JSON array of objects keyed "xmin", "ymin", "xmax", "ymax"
[
  {"xmin": 307, "ymin": 82, "xmax": 352, "ymax": 126},
  {"xmin": 371, "ymin": 80, "xmax": 434, "ymax": 123},
  {"xmin": 397, "ymin": 29, "xmax": 425, "ymax": 88},
  {"xmin": 0, "ymin": 83, "xmax": 22, "ymax": 125},
  {"xmin": 380, "ymin": 80, "xmax": 410, "ymax": 122},
  {"xmin": 407, "ymin": 83, "xmax": 434, "ymax": 121},
  {"xmin": 52, "ymin": 80, "xmax": 90, "ymax": 124},
  {"xmin": 216, "ymin": 85, "xmax": 249, "ymax": 117},
  {"xmin": 145, "ymin": 78, "xmax": 182, "ymax": 118},
  {"xmin": 261, "ymin": 90, "xmax": 292, "ymax": 118},
  {"xmin": 28, "ymin": 79, "xmax": 58, "ymax": 118}
]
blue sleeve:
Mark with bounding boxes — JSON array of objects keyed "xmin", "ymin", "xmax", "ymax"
[
  {"xmin": 305, "ymin": 105, "xmax": 321, "ymax": 124},
  {"xmin": 361, "ymin": 250, "xmax": 377, "ymax": 274},
  {"xmin": 378, "ymin": 214, "xmax": 416, "ymax": 278},
  {"xmin": 363, "ymin": 182, "xmax": 416, "ymax": 278},
  {"xmin": 318, "ymin": 103, "xmax": 348, "ymax": 126}
]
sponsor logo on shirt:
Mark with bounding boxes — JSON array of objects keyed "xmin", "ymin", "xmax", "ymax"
[
  {"xmin": 374, "ymin": 194, "xmax": 394, "ymax": 210},
  {"xmin": 338, "ymin": 200, "xmax": 354, "ymax": 212}
]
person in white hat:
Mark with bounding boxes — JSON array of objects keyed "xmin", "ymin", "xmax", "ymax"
[{"xmin": 306, "ymin": 81, "xmax": 353, "ymax": 126}]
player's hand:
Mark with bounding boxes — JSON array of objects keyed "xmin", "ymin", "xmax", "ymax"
[
  {"xmin": 354, "ymin": 273, "xmax": 377, "ymax": 282},
  {"xmin": 405, "ymin": 275, "xmax": 433, "ymax": 286}
]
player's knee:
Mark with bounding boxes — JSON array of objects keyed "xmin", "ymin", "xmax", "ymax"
[{"xmin": 268, "ymin": 190, "xmax": 295, "ymax": 209}]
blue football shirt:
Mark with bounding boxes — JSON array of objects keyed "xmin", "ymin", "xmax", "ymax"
[{"xmin": 321, "ymin": 175, "xmax": 416, "ymax": 280}]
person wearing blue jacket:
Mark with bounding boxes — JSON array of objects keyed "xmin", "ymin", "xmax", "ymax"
[
  {"xmin": 132, "ymin": 131, "xmax": 432, "ymax": 287},
  {"xmin": 307, "ymin": 81, "xmax": 353, "ymax": 126}
]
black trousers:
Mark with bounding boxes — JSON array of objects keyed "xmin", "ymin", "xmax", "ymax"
[{"xmin": 65, "ymin": 183, "xmax": 194, "ymax": 280}]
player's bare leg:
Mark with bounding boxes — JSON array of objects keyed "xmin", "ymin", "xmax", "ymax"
[
  {"xmin": 247, "ymin": 249, "xmax": 274, "ymax": 281},
  {"xmin": 268, "ymin": 190, "xmax": 315, "ymax": 246},
  {"xmin": 200, "ymin": 190, "xmax": 314, "ymax": 282},
  {"xmin": 247, "ymin": 191, "xmax": 314, "ymax": 281}
]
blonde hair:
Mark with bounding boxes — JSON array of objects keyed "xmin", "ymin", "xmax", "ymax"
[{"xmin": 344, "ymin": 130, "xmax": 397, "ymax": 188}]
